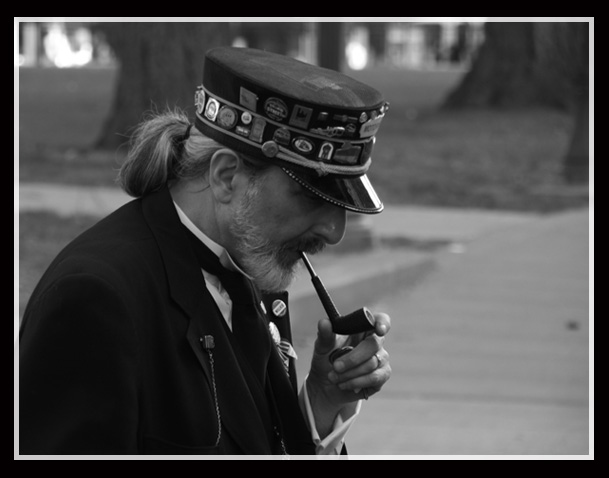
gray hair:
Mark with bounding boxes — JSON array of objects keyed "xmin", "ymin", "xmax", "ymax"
[{"xmin": 118, "ymin": 108, "xmax": 267, "ymax": 198}]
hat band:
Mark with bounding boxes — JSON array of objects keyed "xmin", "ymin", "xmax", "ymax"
[{"xmin": 194, "ymin": 86, "xmax": 374, "ymax": 177}]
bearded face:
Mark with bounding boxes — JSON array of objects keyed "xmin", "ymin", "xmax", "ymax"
[{"xmin": 228, "ymin": 178, "xmax": 326, "ymax": 293}]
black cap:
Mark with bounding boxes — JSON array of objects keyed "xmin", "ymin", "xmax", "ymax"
[{"xmin": 194, "ymin": 46, "xmax": 388, "ymax": 214}]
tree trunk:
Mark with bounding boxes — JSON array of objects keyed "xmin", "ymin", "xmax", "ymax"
[
  {"xmin": 234, "ymin": 23, "xmax": 303, "ymax": 55},
  {"xmin": 317, "ymin": 23, "xmax": 344, "ymax": 71},
  {"xmin": 366, "ymin": 22, "xmax": 387, "ymax": 64},
  {"xmin": 443, "ymin": 21, "xmax": 590, "ymax": 185},
  {"xmin": 563, "ymin": 96, "xmax": 590, "ymax": 184},
  {"xmin": 94, "ymin": 22, "xmax": 230, "ymax": 151},
  {"xmin": 537, "ymin": 22, "xmax": 590, "ymax": 184},
  {"xmin": 443, "ymin": 22, "xmax": 551, "ymax": 108}
]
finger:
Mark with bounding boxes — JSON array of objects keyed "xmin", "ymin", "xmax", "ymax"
[
  {"xmin": 330, "ymin": 348, "xmax": 387, "ymax": 384},
  {"xmin": 336, "ymin": 363, "xmax": 390, "ymax": 395},
  {"xmin": 328, "ymin": 351, "xmax": 381, "ymax": 384},
  {"xmin": 332, "ymin": 334, "xmax": 384, "ymax": 372},
  {"xmin": 314, "ymin": 317, "xmax": 336, "ymax": 355},
  {"xmin": 373, "ymin": 312, "xmax": 391, "ymax": 337}
]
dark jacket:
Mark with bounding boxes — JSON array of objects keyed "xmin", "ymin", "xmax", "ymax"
[{"xmin": 19, "ymin": 185, "xmax": 316, "ymax": 455}]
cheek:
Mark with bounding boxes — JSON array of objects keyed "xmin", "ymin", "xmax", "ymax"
[
  {"xmin": 254, "ymin": 173, "xmax": 319, "ymax": 238},
  {"xmin": 255, "ymin": 199, "xmax": 309, "ymax": 243}
]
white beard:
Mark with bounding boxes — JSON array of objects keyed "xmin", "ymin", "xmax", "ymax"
[{"xmin": 228, "ymin": 181, "xmax": 325, "ymax": 293}]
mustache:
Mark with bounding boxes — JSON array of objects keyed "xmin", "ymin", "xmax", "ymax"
[{"xmin": 289, "ymin": 237, "xmax": 327, "ymax": 256}]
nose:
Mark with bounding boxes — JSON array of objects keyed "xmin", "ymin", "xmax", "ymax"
[{"xmin": 311, "ymin": 204, "xmax": 347, "ymax": 246}]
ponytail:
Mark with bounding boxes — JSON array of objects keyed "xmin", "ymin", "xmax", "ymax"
[{"xmin": 117, "ymin": 108, "xmax": 225, "ymax": 197}]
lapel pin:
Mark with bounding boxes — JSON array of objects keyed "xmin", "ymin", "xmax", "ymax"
[{"xmin": 200, "ymin": 335, "xmax": 215, "ymax": 350}]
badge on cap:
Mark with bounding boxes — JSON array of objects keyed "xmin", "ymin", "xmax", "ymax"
[
  {"xmin": 273, "ymin": 127, "xmax": 291, "ymax": 146},
  {"xmin": 289, "ymin": 105, "xmax": 313, "ymax": 129},
  {"xmin": 359, "ymin": 116, "xmax": 383, "ymax": 138},
  {"xmin": 293, "ymin": 137, "xmax": 314, "ymax": 155},
  {"xmin": 334, "ymin": 142, "xmax": 362, "ymax": 165},
  {"xmin": 264, "ymin": 97, "xmax": 288, "ymax": 122},
  {"xmin": 240, "ymin": 87, "xmax": 258, "ymax": 112},
  {"xmin": 241, "ymin": 111, "xmax": 253, "ymax": 125},
  {"xmin": 236, "ymin": 126, "xmax": 250, "ymax": 137},
  {"xmin": 344, "ymin": 124, "xmax": 357, "ymax": 137},
  {"xmin": 310, "ymin": 126, "xmax": 345, "ymax": 138},
  {"xmin": 249, "ymin": 117, "xmax": 266, "ymax": 143},
  {"xmin": 318, "ymin": 142, "xmax": 334, "ymax": 161},
  {"xmin": 195, "ymin": 86, "xmax": 206, "ymax": 114},
  {"xmin": 217, "ymin": 106, "xmax": 238, "ymax": 130},
  {"xmin": 333, "ymin": 113, "xmax": 359, "ymax": 123},
  {"xmin": 204, "ymin": 98, "xmax": 220, "ymax": 121}
]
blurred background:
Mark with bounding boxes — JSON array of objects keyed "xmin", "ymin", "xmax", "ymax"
[
  {"xmin": 16, "ymin": 19, "xmax": 591, "ymax": 199},
  {"xmin": 16, "ymin": 18, "xmax": 592, "ymax": 457}
]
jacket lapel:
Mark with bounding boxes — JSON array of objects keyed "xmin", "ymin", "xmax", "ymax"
[{"xmin": 141, "ymin": 185, "xmax": 273, "ymax": 454}]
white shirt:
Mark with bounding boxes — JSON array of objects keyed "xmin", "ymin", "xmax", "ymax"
[{"xmin": 174, "ymin": 202, "xmax": 360, "ymax": 455}]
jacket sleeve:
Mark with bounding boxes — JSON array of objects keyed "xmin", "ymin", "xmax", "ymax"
[{"xmin": 19, "ymin": 271, "xmax": 139, "ymax": 455}]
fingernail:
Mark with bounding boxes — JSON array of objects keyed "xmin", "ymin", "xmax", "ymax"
[
  {"xmin": 328, "ymin": 372, "xmax": 338, "ymax": 383},
  {"xmin": 334, "ymin": 361, "xmax": 345, "ymax": 372},
  {"xmin": 378, "ymin": 324, "xmax": 387, "ymax": 334}
]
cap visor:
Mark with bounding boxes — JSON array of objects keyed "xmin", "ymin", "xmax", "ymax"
[{"xmin": 282, "ymin": 168, "xmax": 383, "ymax": 214}]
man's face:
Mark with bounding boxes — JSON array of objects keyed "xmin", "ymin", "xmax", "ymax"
[{"xmin": 228, "ymin": 167, "xmax": 347, "ymax": 293}]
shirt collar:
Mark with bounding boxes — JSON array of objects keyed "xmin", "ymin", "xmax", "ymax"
[{"xmin": 173, "ymin": 201, "xmax": 253, "ymax": 279}]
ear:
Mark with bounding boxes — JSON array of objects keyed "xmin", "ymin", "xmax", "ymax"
[{"xmin": 208, "ymin": 149, "xmax": 241, "ymax": 203}]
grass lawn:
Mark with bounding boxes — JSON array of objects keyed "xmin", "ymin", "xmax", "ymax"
[{"xmin": 17, "ymin": 65, "xmax": 589, "ymax": 319}]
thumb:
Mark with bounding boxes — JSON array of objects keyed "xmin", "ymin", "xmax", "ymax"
[{"xmin": 314, "ymin": 317, "xmax": 337, "ymax": 355}]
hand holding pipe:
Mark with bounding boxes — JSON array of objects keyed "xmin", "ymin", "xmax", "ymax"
[{"xmin": 300, "ymin": 252, "xmax": 377, "ymax": 398}]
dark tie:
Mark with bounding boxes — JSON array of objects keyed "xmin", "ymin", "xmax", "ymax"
[{"xmin": 183, "ymin": 227, "xmax": 272, "ymax": 387}]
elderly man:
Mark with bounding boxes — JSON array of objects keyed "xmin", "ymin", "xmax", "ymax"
[{"xmin": 19, "ymin": 46, "xmax": 392, "ymax": 456}]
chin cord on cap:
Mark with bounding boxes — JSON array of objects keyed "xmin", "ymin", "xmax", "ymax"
[{"xmin": 272, "ymin": 142, "xmax": 371, "ymax": 177}]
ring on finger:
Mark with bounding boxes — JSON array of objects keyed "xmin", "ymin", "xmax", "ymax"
[{"xmin": 374, "ymin": 352, "xmax": 382, "ymax": 369}]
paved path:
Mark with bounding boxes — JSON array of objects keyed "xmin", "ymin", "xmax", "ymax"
[{"xmin": 340, "ymin": 209, "xmax": 591, "ymax": 457}]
